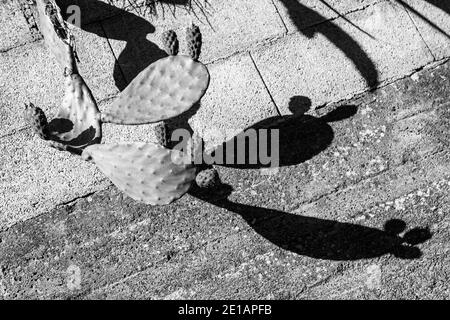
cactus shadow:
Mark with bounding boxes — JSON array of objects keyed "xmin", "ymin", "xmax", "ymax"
[
  {"xmin": 47, "ymin": 118, "xmax": 99, "ymax": 149},
  {"xmin": 190, "ymin": 184, "xmax": 432, "ymax": 260},
  {"xmin": 57, "ymin": 0, "xmax": 169, "ymax": 91},
  {"xmin": 210, "ymin": 96, "xmax": 357, "ymax": 169}
]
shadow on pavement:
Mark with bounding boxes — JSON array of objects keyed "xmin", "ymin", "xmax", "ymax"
[
  {"xmin": 191, "ymin": 184, "xmax": 432, "ymax": 261},
  {"xmin": 212, "ymin": 96, "xmax": 356, "ymax": 168},
  {"xmin": 278, "ymin": 0, "xmax": 379, "ymax": 87},
  {"xmin": 53, "ymin": 0, "xmax": 435, "ymax": 260},
  {"xmin": 57, "ymin": 0, "xmax": 168, "ymax": 90}
]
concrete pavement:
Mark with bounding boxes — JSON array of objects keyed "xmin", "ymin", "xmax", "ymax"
[{"xmin": 0, "ymin": 0, "xmax": 450, "ymax": 299}]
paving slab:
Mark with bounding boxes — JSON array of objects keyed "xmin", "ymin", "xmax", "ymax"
[
  {"xmin": 0, "ymin": 41, "xmax": 65, "ymax": 137},
  {"xmin": 1, "ymin": 149, "xmax": 447, "ymax": 298},
  {"xmin": 98, "ymin": 51, "xmax": 280, "ymax": 150},
  {"xmin": 0, "ymin": 59, "xmax": 449, "ymax": 299},
  {"xmin": 399, "ymin": 0, "xmax": 450, "ymax": 60},
  {"xmin": 0, "ymin": 0, "xmax": 35, "ymax": 52},
  {"xmin": 100, "ymin": 0, "xmax": 286, "ymax": 79},
  {"xmin": 0, "ymin": 0, "xmax": 449, "ymax": 300},
  {"xmin": 188, "ymin": 53, "xmax": 280, "ymax": 151},
  {"xmin": 70, "ymin": 24, "xmax": 126, "ymax": 99},
  {"xmin": 0, "ymin": 130, "xmax": 108, "ymax": 230},
  {"xmin": 272, "ymin": 0, "xmax": 384, "ymax": 32},
  {"xmin": 301, "ymin": 179, "xmax": 450, "ymax": 299},
  {"xmin": 213, "ymin": 60, "xmax": 450, "ymax": 209},
  {"xmin": 0, "ymin": 51, "xmax": 278, "ymax": 231},
  {"xmin": 22, "ymin": 0, "xmax": 137, "ymax": 27},
  {"xmin": 252, "ymin": 0, "xmax": 434, "ymax": 113},
  {"xmin": 0, "ymin": 26, "xmax": 122, "ymax": 137}
]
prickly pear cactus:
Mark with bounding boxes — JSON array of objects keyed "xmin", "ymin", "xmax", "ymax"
[
  {"xmin": 24, "ymin": 103, "xmax": 49, "ymax": 140},
  {"xmin": 47, "ymin": 71, "xmax": 102, "ymax": 150},
  {"xmin": 162, "ymin": 30, "xmax": 179, "ymax": 56},
  {"xmin": 27, "ymin": 70, "xmax": 101, "ymax": 153},
  {"xmin": 102, "ymin": 28, "xmax": 209, "ymax": 125},
  {"xmin": 154, "ymin": 121, "xmax": 170, "ymax": 148},
  {"xmin": 36, "ymin": 0, "xmax": 77, "ymax": 72},
  {"xmin": 186, "ymin": 24, "xmax": 202, "ymax": 61},
  {"xmin": 81, "ymin": 143, "xmax": 196, "ymax": 205},
  {"xmin": 195, "ymin": 167, "xmax": 220, "ymax": 189}
]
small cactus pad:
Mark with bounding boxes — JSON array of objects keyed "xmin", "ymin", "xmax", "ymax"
[
  {"xmin": 102, "ymin": 55, "xmax": 210, "ymax": 125},
  {"xmin": 195, "ymin": 167, "xmax": 220, "ymax": 189},
  {"xmin": 24, "ymin": 103, "xmax": 49, "ymax": 140},
  {"xmin": 162, "ymin": 30, "xmax": 179, "ymax": 56},
  {"xmin": 48, "ymin": 73, "xmax": 101, "ymax": 150},
  {"xmin": 154, "ymin": 121, "xmax": 170, "ymax": 148},
  {"xmin": 81, "ymin": 143, "xmax": 197, "ymax": 205},
  {"xmin": 186, "ymin": 24, "xmax": 202, "ymax": 61},
  {"xmin": 36, "ymin": 0, "xmax": 76, "ymax": 70}
]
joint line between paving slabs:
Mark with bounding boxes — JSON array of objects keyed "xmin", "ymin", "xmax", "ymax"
[{"xmin": 248, "ymin": 51, "xmax": 282, "ymax": 116}]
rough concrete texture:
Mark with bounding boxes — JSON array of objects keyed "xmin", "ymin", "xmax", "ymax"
[
  {"xmin": 273, "ymin": 0, "xmax": 384, "ymax": 32},
  {"xmin": 102, "ymin": 0, "xmax": 286, "ymax": 67},
  {"xmin": 0, "ymin": 41, "xmax": 65, "ymax": 137},
  {"xmin": 0, "ymin": 56, "xmax": 449, "ymax": 299},
  {"xmin": 0, "ymin": 51, "xmax": 278, "ymax": 229},
  {"xmin": 69, "ymin": 24, "xmax": 126, "ymax": 101},
  {"xmin": 0, "ymin": 0, "xmax": 35, "ymax": 52},
  {"xmin": 188, "ymin": 53, "xmax": 280, "ymax": 150},
  {"xmin": 1, "ymin": 0, "xmax": 450, "ymax": 300},
  {"xmin": 400, "ymin": 0, "xmax": 450, "ymax": 60},
  {"xmin": 0, "ymin": 130, "xmax": 108, "ymax": 230},
  {"xmin": 123, "ymin": 0, "xmax": 285, "ymax": 62},
  {"xmin": 22, "ymin": 0, "xmax": 138, "ymax": 28},
  {"xmin": 252, "ymin": 0, "xmax": 434, "ymax": 113},
  {"xmin": 98, "ymin": 52, "xmax": 280, "ymax": 150},
  {"xmin": 0, "ymin": 28, "xmax": 121, "ymax": 137}
]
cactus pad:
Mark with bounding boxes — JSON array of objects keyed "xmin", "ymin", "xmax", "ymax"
[
  {"xmin": 36, "ymin": 0, "xmax": 76, "ymax": 71},
  {"xmin": 162, "ymin": 30, "xmax": 179, "ymax": 56},
  {"xmin": 186, "ymin": 24, "xmax": 202, "ymax": 61},
  {"xmin": 154, "ymin": 121, "xmax": 170, "ymax": 148},
  {"xmin": 24, "ymin": 103, "xmax": 49, "ymax": 140},
  {"xmin": 47, "ymin": 72, "xmax": 102, "ymax": 150},
  {"xmin": 195, "ymin": 167, "xmax": 220, "ymax": 189},
  {"xmin": 81, "ymin": 143, "xmax": 196, "ymax": 205},
  {"xmin": 102, "ymin": 55, "xmax": 210, "ymax": 125}
]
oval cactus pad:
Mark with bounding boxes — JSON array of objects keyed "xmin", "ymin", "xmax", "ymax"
[
  {"xmin": 81, "ymin": 143, "xmax": 197, "ymax": 205},
  {"xmin": 102, "ymin": 55, "xmax": 210, "ymax": 125},
  {"xmin": 36, "ymin": 0, "xmax": 75, "ymax": 70},
  {"xmin": 48, "ymin": 73, "xmax": 102, "ymax": 150}
]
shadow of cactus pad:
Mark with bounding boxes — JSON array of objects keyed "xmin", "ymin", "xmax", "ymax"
[
  {"xmin": 36, "ymin": 0, "xmax": 75, "ymax": 70},
  {"xmin": 48, "ymin": 73, "xmax": 102, "ymax": 150},
  {"xmin": 81, "ymin": 143, "xmax": 197, "ymax": 205},
  {"xmin": 102, "ymin": 55, "xmax": 210, "ymax": 125}
]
